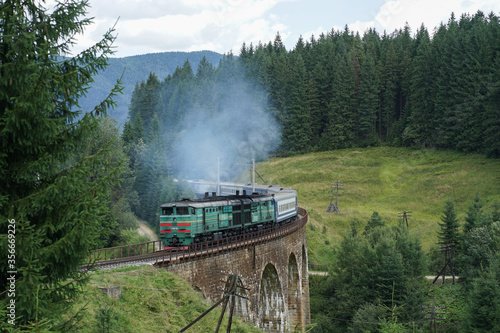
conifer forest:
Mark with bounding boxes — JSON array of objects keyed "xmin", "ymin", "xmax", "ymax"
[
  {"xmin": 1, "ymin": 1, "xmax": 499, "ymax": 332},
  {"xmin": 126, "ymin": 11, "xmax": 500, "ymax": 159}
]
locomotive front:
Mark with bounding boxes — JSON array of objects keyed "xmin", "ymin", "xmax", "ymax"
[{"xmin": 160, "ymin": 201, "xmax": 197, "ymax": 247}]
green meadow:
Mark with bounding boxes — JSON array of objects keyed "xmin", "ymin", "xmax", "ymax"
[{"xmin": 256, "ymin": 147, "xmax": 500, "ymax": 266}]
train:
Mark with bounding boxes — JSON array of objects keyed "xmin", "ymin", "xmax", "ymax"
[
  {"xmin": 159, "ymin": 186, "xmax": 298, "ymax": 247},
  {"xmin": 185, "ymin": 179, "xmax": 290, "ymax": 198}
]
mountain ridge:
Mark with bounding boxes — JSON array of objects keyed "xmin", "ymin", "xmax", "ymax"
[{"xmin": 81, "ymin": 50, "xmax": 223, "ymax": 126}]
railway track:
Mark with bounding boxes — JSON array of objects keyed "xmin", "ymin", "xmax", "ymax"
[{"xmin": 82, "ymin": 208, "xmax": 307, "ymax": 271}]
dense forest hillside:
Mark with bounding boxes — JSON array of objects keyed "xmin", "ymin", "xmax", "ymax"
[
  {"xmin": 79, "ymin": 51, "xmax": 223, "ymax": 125},
  {"xmin": 121, "ymin": 11, "xmax": 500, "ymax": 230}
]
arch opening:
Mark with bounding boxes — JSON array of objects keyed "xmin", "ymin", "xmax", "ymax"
[
  {"xmin": 301, "ymin": 244, "xmax": 309, "ymax": 326},
  {"xmin": 258, "ymin": 263, "xmax": 285, "ymax": 332},
  {"xmin": 288, "ymin": 253, "xmax": 302, "ymax": 331},
  {"xmin": 234, "ymin": 277, "xmax": 250, "ymax": 322}
]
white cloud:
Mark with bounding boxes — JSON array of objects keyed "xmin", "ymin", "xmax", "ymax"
[
  {"xmin": 66, "ymin": 0, "xmax": 294, "ymax": 56},
  {"xmin": 347, "ymin": 0, "xmax": 500, "ymax": 35},
  {"xmin": 51, "ymin": 0, "xmax": 500, "ymax": 56}
]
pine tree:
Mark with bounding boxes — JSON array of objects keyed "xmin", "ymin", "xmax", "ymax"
[
  {"xmin": 328, "ymin": 223, "xmax": 425, "ymax": 330},
  {"xmin": 363, "ymin": 211, "xmax": 386, "ymax": 235},
  {"xmin": 406, "ymin": 25, "xmax": 438, "ymax": 147},
  {"xmin": 137, "ymin": 72, "xmax": 160, "ymax": 132},
  {"xmin": 463, "ymin": 194, "xmax": 484, "ymax": 232},
  {"xmin": 322, "ymin": 43, "xmax": 357, "ymax": 149},
  {"xmin": 282, "ymin": 53, "xmax": 312, "ymax": 153},
  {"xmin": 0, "ymin": 0, "xmax": 123, "ymax": 327},
  {"xmin": 461, "ymin": 256, "xmax": 500, "ymax": 332},
  {"xmin": 379, "ymin": 40, "xmax": 398, "ymax": 139},
  {"xmin": 357, "ymin": 52, "xmax": 379, "ymax": 145},
  {"xmin": 438, "ymin": 201, "xmax": 461, "ymax": 247}
]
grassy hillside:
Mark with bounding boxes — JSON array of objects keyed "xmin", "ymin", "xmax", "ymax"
[
  {"xmin": 255, "ymin": 147, "xmax": 500, "ymax": 266},
  {"xmin": 65, "ymin": 265, "xmax": 260, "ymax": 332}
]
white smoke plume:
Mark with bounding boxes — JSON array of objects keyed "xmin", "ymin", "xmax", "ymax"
[{"xmin": 172, "ymin": 79, "xmax": 280, "ymax": 182}]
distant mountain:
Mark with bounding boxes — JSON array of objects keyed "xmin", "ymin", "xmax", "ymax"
[{"xmin": 80, "ymin": 51, "xmax": 223, "ymax": 127}]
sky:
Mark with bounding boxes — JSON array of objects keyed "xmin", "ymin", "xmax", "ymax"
[{"xmin": 60, "ymin": 0, "xmax": 500, "ymax": 58}]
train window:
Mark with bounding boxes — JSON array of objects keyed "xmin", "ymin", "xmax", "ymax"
[
  {"xmin": 162, "ymin": 207, "xmax": 173, "ymax": 215},
  {"xmin": 177, "ymin": 207, "xmax": 189, "ymax": 215},
  {"xmin": 191, "ymin": 208, "xmax": 195, "ymax": 215}
]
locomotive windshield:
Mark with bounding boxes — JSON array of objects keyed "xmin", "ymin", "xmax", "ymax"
[
  {"xmin": 162, "ymin": 207, "xmax": 173, "ymax": 215},
  {"xmin": 176, "ymin": 207, "xmax": 190, "ymax": 215}
]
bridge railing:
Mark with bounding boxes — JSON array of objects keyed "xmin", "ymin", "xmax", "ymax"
[
  {"xmin": 89, "ymin": 240, "xmax": 162, "ymax": 262},
  {"xmin": 87, "ymin": 207, "xmax": 307, "ymax": 266},
  {"xmin": 155, "ymin": 207, "xmax": 308, "ymax": 265}
]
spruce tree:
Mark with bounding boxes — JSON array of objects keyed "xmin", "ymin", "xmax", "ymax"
[
  {"xmin": 357, "ymin": 52, "xmax": 379, "ymax": 145},
  {"xmin": 283, "ymin": 53, "xmax": 311, "ymax": 153},
  {"xmin": 438, "ymin": 201, "xmax": 461, "ymax": 247},
  {"xmin": 406, "ymin": 25, "xmax": 438, "ymax": 147},
  {"xmin": 461, "ymin": 256, "xmax": 500, "ymax": 332},
  {"xmin": 463, "ymin": 194, "xmax": 484, "ymax": 232},
  {"xmin": 379, "ymin": 39, "xmax": 398, "ymax": 139},
  {"xmin": 0, "ymin": 0, "xmax": 123, "ymax": 327}
]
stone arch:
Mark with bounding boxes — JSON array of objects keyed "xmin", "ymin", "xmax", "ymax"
[
  {"xmin": 258, "ymin": 263, "xmax": 285, "ymax": 332},
  {"xmin": 301, "ymin": 245, "xmax": 308, "ymax": 327},
  {"xmin": 234, "ymin": 277, "xmax": 250, "ymax": 322},
  {"xmin": 288, "ymin": 252, "xmax": 302, "ymax": 330}
]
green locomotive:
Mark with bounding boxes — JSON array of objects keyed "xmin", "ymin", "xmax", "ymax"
[{"xmin": 160, "ymin": 192, "xmax": 277, "ymax": 247}]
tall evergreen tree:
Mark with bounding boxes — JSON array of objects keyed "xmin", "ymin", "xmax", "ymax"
[
  {"xmin": 267, "ymin": 49, "xmax": 291, "ymax": 136},
  {"xmin": 322, "ymin": 40, "xmax": 357, "ymax": 150},
  {"xmin": 0, "ymin": 0, "xmax": 123, "ymax": 327},
  {"xmin": 327, "ymin": 220, "xmax": 425, "ymax": 331},
  {"xmin": 438, "ymin": 201, "xmax": 461, "ymax": 247},
  {"xmin": 379, "ymin": 39, "xmax": 398, "ymax": 139},
  {"xmin": 461, "ymin": 255, "xmax": 500, "ymax": 332},
  {"xmin": 463, "ymin": 194, "xmax": 484, "ymax": 233},
  {"xmin": 406, "ymin": 25, "xmax": 438, "ymax": 147},
  {"xmin": 357, "ymin": 52, "xmax": 379, "ymax": 145},
  {"xmin": 282, "ymin": 53, "xmax": 312, "ymax": 153}
]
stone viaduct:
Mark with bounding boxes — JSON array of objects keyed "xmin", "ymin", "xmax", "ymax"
[{"xmin": 157, "ymin": 208, "xmax": 310, "ymax": 332}]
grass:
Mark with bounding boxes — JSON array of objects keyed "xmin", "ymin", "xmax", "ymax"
[
  {"xmin": 64, "ymin": 265, "xmax": 261, "ymax": 332},
  {"xmin": 254, "ymin": 147, "xmax": 500, "ymax": 266}
]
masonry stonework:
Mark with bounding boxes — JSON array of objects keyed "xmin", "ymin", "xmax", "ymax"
[{"xmin": 160, "ymin": 217, "xmax": 310, "ymax": 332}]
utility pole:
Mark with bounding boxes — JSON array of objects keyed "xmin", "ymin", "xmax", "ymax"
[
  {"xmin": 398, "ymin": 211, "xmax": 412, "ymax": 228},
  {"xmin": 422, "ymin": 305, "xmax": 445, "ymax": 333},
  {"xmin": 179, "ymin": 272, "xmax": 249, "ymax": 333},
  {"xmin": 432, "ymin": 243, "xmax": 456, "ymax": 284},
  {"xmin": 217, "ymin": 156, "xmax": 220, "ymax": 196},
  {"xmin": 252, "ymin": 159, "xmax": 255, "ymax": 194},
  {"xmin": 327, "ymin": 181, "xmax": 343, "ymax": 213}
]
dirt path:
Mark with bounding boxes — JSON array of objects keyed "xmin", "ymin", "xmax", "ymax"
[
  {"xmin": 137, "ymin": 221, "xmax": 159, "ymax": 241},
  {"xmin": 137, "ymin": 221, "xmax": 160, "ymax": 247}
]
